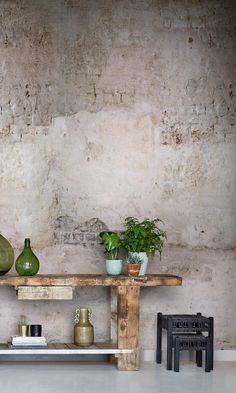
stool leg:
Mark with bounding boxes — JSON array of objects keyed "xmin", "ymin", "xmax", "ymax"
[
  {"xmin": 209, "ymin": 317, "xmax": 214, "ymax": 371},
  {"xmin": 174, "ymin": 337, "xmax": 180, "ymax": 372},
  {"xmin": 167, "ymin": 318, "xmax": 173, "ymax": 370},
  {"xmin": 196, "ymin": 326, "xmax": 202, "ymax": 367},
  {"xmin": 196, "ymin": 350, "xmax": 202, "ymax": 367},
  {"xmin": 205, "ymin": 340, "xmax": 211, "ymax": 372},
  {"xmin": 156, "ymin": 313, "xmax": 162, "ymax": 364}
]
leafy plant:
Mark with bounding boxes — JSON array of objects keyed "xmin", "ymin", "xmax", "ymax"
[
  {"xmin": 122, "ymin": 217, "xmax": 166, "ymax": 257},
  {"xmin": 126, "ymin": 254, "xmax": 143, "ymax": 265},
  {"xmin": 99, "ymin": 231, "xmax": 122, "ymax": 260},
  {"xmin": 19, "ymin": 315, "xmax": 27, "ymax": 325}
]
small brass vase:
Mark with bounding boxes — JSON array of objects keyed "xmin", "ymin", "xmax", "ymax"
[
  {"xmin": 18, "ymin": 324, "xmax": 30, "ymax": 336},
  {"xmin": 74, "ymin": 308, "xmax": 94, "ymax": 347}
]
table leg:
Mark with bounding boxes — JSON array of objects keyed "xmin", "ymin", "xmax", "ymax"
[
  {"xmin": 109, "ymin": 287, "xmax": 118, "ymax": 365},
  {"xmin": 117, "ymin": 285, "xmax": 140, "ymax": 371}
]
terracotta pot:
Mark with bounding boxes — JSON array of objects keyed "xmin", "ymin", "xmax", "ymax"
[
  {"xmin": 129, "ymin": 252, "xmax": 148, "ymax": 275},
  {"xmin": 127, "ymin": 263, "xmax": 141, "ymax": 277}
]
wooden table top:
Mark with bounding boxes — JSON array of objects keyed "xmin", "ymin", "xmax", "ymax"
[{"xmin": 0, "ymin": 274, "xmax": 182, "ymax": 287}]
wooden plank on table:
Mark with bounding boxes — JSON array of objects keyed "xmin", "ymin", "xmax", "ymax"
[
  {"xmin": 95, "ymin": 342, "xmax": 116, "ymax": 349},
  {"xmin": 17, "ymin": 286, "xmax": 73, "ymax": 300},
  {"xmin": 52, "ymin": 343, "xmax": 68, "ymax": 349},
  {"xmin": 66, "ymin": 343, "xmax": 79, "ymax": 350},
  {"xmin": 48, "ymin": 343, "xmax": 68, "ymax": 349},
  {"xmin": 0, "ymin": 274, "xmax": 182, "ymax": 288},
  {"xmin": 66, "ymin": 343, "xmax": 96, "ymax": 350},
  {"xmin": 65, "ymin": 342, "xmax": 121, "ymax": 351},
  {"xmin": 48, "ymin": 344, "xmax": 56, "ymax": 349},
  {"xmin": 117, "ymin": 286, "xmax": 140, "ymax": 371}
]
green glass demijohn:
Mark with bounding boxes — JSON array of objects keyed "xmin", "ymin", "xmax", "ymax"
[
  {"xmin": 0, "ymin": 234, "xmax": 14, "ymax": 275},
  {"xmin": 15, "ymin": 238, "xmax": 40, "ymax": 276}
]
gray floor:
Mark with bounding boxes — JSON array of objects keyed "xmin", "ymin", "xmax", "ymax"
[{"xmin": 0, "ymin": 361, "xmax": 236, "ymax": 393}]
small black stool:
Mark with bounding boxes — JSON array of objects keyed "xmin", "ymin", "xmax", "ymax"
[
  {"xmin": 174, "ymin": 334, "xmax": 212, "ymax": 372},
  {"xmin": 156, "ymin": 313, "xmax": 214, "ymax": 371}
]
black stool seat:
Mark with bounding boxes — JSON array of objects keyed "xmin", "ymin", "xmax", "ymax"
[
  {"xmin": 156, "ymin": 313, "xmax": 214, "ymax": 372},
  {"xmin": 173, "ymin": 334, "xmax": 208, "ymax": 348},
  {"xmin": 160, "ymin": 314, "xmax": 210, "ymax": 331}
]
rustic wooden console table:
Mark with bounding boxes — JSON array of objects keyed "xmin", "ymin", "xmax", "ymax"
[{"xmin": 0, "ymin": 274, "xmax": 182, "ymax": 370}]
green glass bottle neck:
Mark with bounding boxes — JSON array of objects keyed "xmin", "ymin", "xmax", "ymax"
[{"xmin": 24, "ymin": 238, "xmax": 31, "ymax": 248}]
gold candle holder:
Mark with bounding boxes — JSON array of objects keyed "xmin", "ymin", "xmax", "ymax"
[
  {"xmin": 18, "ymin": 324, "xmax": 30, "ymax": 336},
  {"xmin": 18, "ymin": 314, "xmax": 29, "ymax": 336}
]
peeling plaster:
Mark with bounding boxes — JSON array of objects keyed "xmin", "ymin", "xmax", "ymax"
[{"xmin": 0, "ymin": 0, "xmax": 235, "ymax": 349}]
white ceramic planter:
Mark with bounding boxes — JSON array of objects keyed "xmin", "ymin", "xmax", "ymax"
[
  {"xmin": 106, "ymin": 260, "xmax": 123, "ymax": 275},
  {"xmin": 130, "ymin": 252, "xmax": 148, "ymax": 275}
]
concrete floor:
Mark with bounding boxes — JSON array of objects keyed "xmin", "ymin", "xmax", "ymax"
[{"xmin": 0, "ymin": 361, "xmax": 235, "ymax": 393}]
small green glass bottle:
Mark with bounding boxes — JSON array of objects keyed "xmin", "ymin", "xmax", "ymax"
[{"xmin": 15, "ymin": 238, "xmax": 40, "ymax": 276}]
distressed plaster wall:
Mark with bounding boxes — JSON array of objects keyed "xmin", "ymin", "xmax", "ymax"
[{"xmin": 0, "ymin": 0, "xmax": 235, "ymax": 350}]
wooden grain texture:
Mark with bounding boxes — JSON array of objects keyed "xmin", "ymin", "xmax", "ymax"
[
  {"xmin": 17, "ymin": 286, "xmax": 73, "ymax": 300},
  {"xmin": 117, "ymin": 286, "xmax": 140, "ymax": 370},
  {"xmin": 0, "ymin": 274, "xmax": 182, "ymax": 287},
  {"xmin": 117, "ymin": 349, "xmax": 139, "ymax": 371},
  {"xmin": 50, "ymin": 343, "xmax": 67, "ymax": 349},
  {"xmin": 110, "ymin": 287, "xmax": 118, "ymax": 344},
  {"xmin": 110, "ymin": 287, "xmax": 118, "ymax": 364}
]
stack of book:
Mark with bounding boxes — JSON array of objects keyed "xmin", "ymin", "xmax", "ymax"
[{"xmin": 8, "ymin": 336, "xmax": 48, "ymax": 349}]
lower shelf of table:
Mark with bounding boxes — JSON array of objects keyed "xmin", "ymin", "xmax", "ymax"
[{"xmin": 0, "ymin": 343, "xmax": 132, "ymax": 355}]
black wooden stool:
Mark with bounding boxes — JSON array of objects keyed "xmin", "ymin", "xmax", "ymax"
[
  {"xmin": 156, "ymin": 313, "xmax": 214, "ymax": 371},
  {"xmin": 174, "ymin": 334, "xmax": 212, "ymax": 372}
]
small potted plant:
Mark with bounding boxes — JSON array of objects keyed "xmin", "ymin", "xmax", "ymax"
[
  {"xmin": 126, "ymin": 254, "xmax": 142, "ymax": 277},
  {"xmin": 99, "ymin": 231, "xmax": 123, "ymax": 275},
  {"xmin": 122, "ymin": 217, "xmax": 166, "ymax": 275}
]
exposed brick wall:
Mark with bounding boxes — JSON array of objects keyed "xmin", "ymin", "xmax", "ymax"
[{"xmin": 54, "ymin": 216, "xmax": 107, "ymax": 246}]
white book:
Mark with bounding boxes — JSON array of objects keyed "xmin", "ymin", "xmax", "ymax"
[
  {"xmin": 8, "ymin": 343, "xmax": 48, "ymax": 349},
  {"xmin": 11, "ymin": 344, "xmax": 48, "ymax": 347},
  {"xmin": 12, "ymin": 340, "xmax": 46, "ymax": 344},
  {"xmin": 12, "ymin": 336, "xmax": 47, "ymax": 345},
  {"xmin": 12, "ymin": 335, "xmax": 46, "ymax": 340}
]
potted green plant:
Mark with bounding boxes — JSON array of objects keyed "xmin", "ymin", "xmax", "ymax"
[
  {"xmin": 126, "ymin": 254, "xmax": 142, "ymax": 277},
  {"xmin": 122, "ymin": 217, "xmax": 166, "ymax": 275},
  {"xmin": 99, "ymin": 231, "xmax": 123, "ymax": 275}
]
